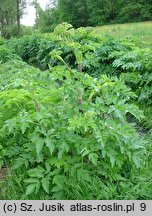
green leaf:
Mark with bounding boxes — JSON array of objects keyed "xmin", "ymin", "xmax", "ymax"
[
  {"xmin": 35, "ymin": 181, "xmax": 41, "ymax": 194},
  {"xmin": 36, "ymin": 139, "xmax": 45, "ymax": 155},
  {"xmin": 49, "ymin": 50, "xmax": 62, "ymax": 60},
  {"xmin": 42, "ymin": 177, "xmax": 50, "ymax": 194},
  {"xmin": 104, "ymin": 148, "xmax": 118, "ymax": 167},
  {"xmin": 74, "ymin": 49, "xmax": 83, "ymax": 64},
  {"xmin": 77, "ymin": 169, "xmax": 92, "ymax": 182},
  {"xmin": 12, "ymin": 158, "xmax": 25, "ymax": 170},
  {"xmin": 58, "ymin": 142, "xmax": 69, "ymax": 159},
  {"xmin": 26, "ymin": 184, "xmax": 35, "ymax": 196},
  {"xmin": 20, "ymin": 122, "xmax": 29, "ymax": 134},
  {"xmin": 24, "ymin": 178, "xmax": 40, "ymax": 183},
  {"xmin": 45, "ymin": 139, "xmax": 55, "ymax": 155},
  {"xmin": 27, "ymin": 167, "xmax": 45, "ymax": 178},
  {"xmin": 31, "ymin": 133, "xmax": 45, "ymax": 156},
  {"xmin": 88, "ymin": 153, "xmax": 98, "ymax": 166},
  {"xmin": 53, "ymin": 175, "xmax": 65, "ymax": 189},
  {"xmin": 81, "ymin": 148, "xmax": 90, "ymax": 157}
]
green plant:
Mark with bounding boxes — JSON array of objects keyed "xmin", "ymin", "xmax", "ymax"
[
  {"xmin": 0, "ymin": 59, "xmax": 147, "ymax": 199},
  {"xmin": 0, "ymin": 45, "xmax": 20, "ymax": 64},
  {"xmin": 0, "ymin": 23, "xmax": 151, "ymax": 200}
]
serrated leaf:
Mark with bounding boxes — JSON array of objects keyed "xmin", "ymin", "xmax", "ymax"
[
  {"xmin": 12, "ymin": 158, "xmax": 25, "ymax": 170},
  {"xmin": 105, "ymin": 148, "xmax": 118, "ymax": 167},
  {"xmin": 74, "ymin": 49, "xmax": 83, "ymax": 64},
  {"xmin": 35, "ymin": 181, "xmax": 41, "ymax": 194},
  {"xmin": 81, "ymin": 148, "xmax": 90, "ymax": 157},
  {"xmin": 58, "ymin": 142, "xmax": 69, "ymax": 159},
  {"xmin": 20, "ymin": 122, "xmax": 29, "ymax": 134},
  {"xmin": 42, "ymin": 177, "xmax": 50, "ymax": 194},
  {"xmin": 26, "ymin": 184, "xmax": 35, "ymax": 196},
  {"xmin": 45, "ymin": 139, "xmax": 55, "ymax": 155},
  {"xmin": 53, "ymin": 175, "xmax": 65, "ymax": 189},
  {"xmin": 77, "ymin": 169, "xmax": 92, "ymax": 182},
  {"xmin": 45, "ymin": 162, "xmax": 51, "ymax": 172},
  {"xmin": 27, "ymin": 167, "xmax": 45, "ymax": 178},
  {"xmin": 31, "ymin": 133, "xmax": 45, "ymax": 156},
  {"xmin": 36, "ymin": 139, "xmax": 45, "ymax": 155},
  {"xmin": 88, "ymin": 153, "xmax": 98, "ymax": 166}
]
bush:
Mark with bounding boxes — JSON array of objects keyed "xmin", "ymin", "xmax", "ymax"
[{"xmin": 0, "ymin": 45, "xmax": 20, "ymax": 64}]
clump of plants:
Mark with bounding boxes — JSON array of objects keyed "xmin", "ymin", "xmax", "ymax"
[
  {"xmin": 0, "ymin": 23, "xmax": 151, "ymax": 200},
  {"xmin": 0, "ymin": 64, "xmax": 147, "ymax": 198},
  {"xmin": 0, "ymin": 45, "xmax": 20, "ymax": 64}
]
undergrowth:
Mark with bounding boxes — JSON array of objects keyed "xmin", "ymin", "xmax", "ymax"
[{"xmin": 0, "ymin": 23, "xmax": 151, "ymax": 200}]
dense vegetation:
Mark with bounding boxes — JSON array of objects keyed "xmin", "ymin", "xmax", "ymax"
[
  {"xmin": 0, "ymin": 0, "xmax": 152, "ymax": 38},
  {"xmin": 33, "ymin": 0, "xmax": 152, "ymax": 33},
  {"xmin": 0, "ymin": 0, "xmax": 27, "ymax": 38},
  {"xmin": 0, "ymin": 23, "xmax": 151, "ymax": 199},
  {"xmin": 51, "ymin": 0, "xmax": 152, "ymax": 27},
  {"xmin": 94, "ymin": 22, "xmax": 152, "ymax": 49}
]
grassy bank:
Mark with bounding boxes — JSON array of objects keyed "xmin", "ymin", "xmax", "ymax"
[{"xmin": 94, "ymin": 21, "xmax": 152, "ymax": 48}]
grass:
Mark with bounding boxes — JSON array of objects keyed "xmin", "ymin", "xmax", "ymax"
[
  {"xmin": 0, "ymin": 166, "xmax": 9, "ymax": 199},
  {"xmin": 0, "ymin": 168, "xmax": 27, "ymax": 200},
  {"xmin": 94, "ymin": 21, "xmax": 152, "ymax": 48}
]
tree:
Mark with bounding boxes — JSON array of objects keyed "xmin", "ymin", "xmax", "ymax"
[
  {"xmin": 56, "ymin": 0, "xmax": 88, "ymax": 27},
  {"xmin": 117, "ymin": 0, "xmax": 152, "ymax": 22},
  {"xmin": 16, "ymin": 0, "xmax": 27, "ymax": 36},
  {"xmin": 0, "ymin": 0, "xmax": 27, "ymax": 38},
  {"xmin": 34, "ymin": 0, "xmax": 60, "ymax": 32},
  {"xmin": 16, "ymin": 0, "xmax": 21, "ymax": 36},
  {"xmin": 0, "ymin": 0, "xmax": 16, "ymax": 38},
  {"xmin": 86, "ymin": 0, "xmax": 122, "ymax": 25},
  {"xmin": 31, "ymin": 0, "xmax": 40, "ymax": 29},
  {"xmin": 28, "ymin": 0, "xmax": 152, "ymax": 33}
]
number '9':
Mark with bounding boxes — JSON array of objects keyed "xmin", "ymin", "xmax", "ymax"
[{"xmin": 140, "ymin": 203, "xmax": 146, "ymax": 211}]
